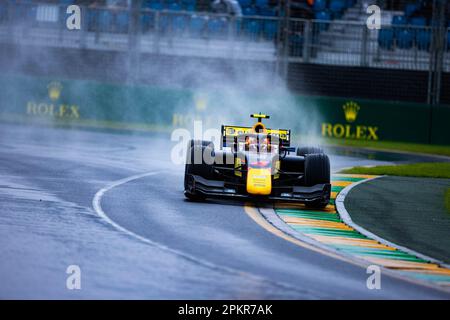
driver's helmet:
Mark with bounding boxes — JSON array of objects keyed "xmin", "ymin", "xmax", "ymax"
[{"xmin": 245, "ymin": 135, "xmax": 271, "ymax": 152}]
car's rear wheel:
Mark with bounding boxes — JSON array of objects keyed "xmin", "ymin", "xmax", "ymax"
[
  {"xmin": 304, "ymin": 153, "xmax": 330, "ymax": 208},
  {"xmin": 297, "ymin": 146, "xmax": 324, "ymax": 156}
]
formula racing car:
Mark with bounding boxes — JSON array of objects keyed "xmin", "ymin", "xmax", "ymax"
[{"xmin": 184, "ymin": 114, "xmax": 331, "ymax": 207}]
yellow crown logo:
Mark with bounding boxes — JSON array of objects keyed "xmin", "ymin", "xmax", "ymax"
[
  {"xmin": 47, "ymin": 81, "xmax": 62, "ymax": 101},
  {"xmin": 195, "ymin": 99, "xmax": 207, "ymax": 111},
  {"xmin": 194, "ymin": 93, "xmax": 208, "ymax": 112},
  {"xmin": 342, "ymin": 101, "xmax": 360, "ymax": 123}
]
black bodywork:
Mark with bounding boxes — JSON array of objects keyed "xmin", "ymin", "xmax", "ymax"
[
  {"xmin": 184, "ymin": 125, "xmax": 331, "ymax": 207},
  {"xmin": 185, "ymin": 151, "xmax": 330, "ymax": 204}
]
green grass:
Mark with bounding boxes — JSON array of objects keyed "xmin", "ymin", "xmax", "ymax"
[
  {"xmin": 445, "ymin": 188, "xmax": 450, "ymax": 214},
  {"xmin": 340, "ymin": 162, "xmax": 450, "ymax": 179},
  {"xmin": 322, "ymin": 138, "xmax": 450, "ymax": 157}
]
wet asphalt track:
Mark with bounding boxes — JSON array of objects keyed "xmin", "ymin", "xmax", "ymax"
[{"xmin": 0, "ymin": 123, "xmax": 449, "ymax": 299}]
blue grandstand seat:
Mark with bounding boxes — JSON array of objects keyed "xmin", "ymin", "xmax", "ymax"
[
  {"xmin": 378, "ymin": 28, "xmax": 394, "ymax": 50},
  {"xmin": 396, "ymin": 29, "xmax": 414, "ymax": 49},
  {"xmin": 243, "ymin": 6, "xmax": 257, "ymax": 16},
  {"xmin": 255, "ymin": 0, "xmax": 269, "ymax": 7},
  {"xmin": 315, "ymin": 10, "xmax": 331, "ymax": 21},
  {"xmin": 416, "ymin": 30, "xmax": 430, "ymax": 51},
  {"xmin": 182, "ymin": 0, "xmax": 197, "ymax": 5},
  {"xmin": 115, "ymin": 11, "xmax": 129, "ymax": 33},
  {"xmin": 158, "ymin": 14, "xmax": 172, "ymax": 31},
  {"xmin": 168, "ymin": 2, "xmax": 181, "ymax": 11},
  {"xmin": 86, "ymin": 9, "xmax": 97, "ymax": 30},
  {"xmin": 98, "ymin": 11, "xmax": 113, "ymax": 32},
  {"xmin": 392, "ymin": 15, "xmax": 407, "ymax": 37},
  {"xmin": 245, "ymin": 19, "xmax": 262, "ymax": 38},
  {"xmin": 149, "ymin": 1, "xmax": 163, "ymax": 10},
  {"xmin": 392, "ymin": 15, "xmax": 407, "ymax": 25},
  {"xmin": 404, "ymin": 3, "xmax": 419, "ymax": 17},
  {"xmin": 208, "ymin": 17, "xmax": 227, "ymax": 37},
  {"xmin": 410, "ymin": 16, "xmax": 427, "ymax": 26},
  {"xmin": 329, "ymin": 0, "xmax": 345, "ymax": 13},
  {"xmin": 141, "ymin": 12, "xmax": 155, "ymax": 31},
  {"xmin": 258, "ymin": 6, "xmax": 276, "ymax": 17},
  {"xmin": 172, "ymin": 15, "xmax": 188, "ymax": 32},
  {"xmin": 185, "ymin": 4, "xmax": 196, "ymax": 11},
  {"xmin": 342, "ymin": 0, "xmax": 351, "ymax": 9},
  {"xmin": 8, "ymin": 0, "xmax": 34, "ymax": 21},
  {"xmin": 142, "ymin": 0, "xmax": 151, "ymax": 8},
  {"xmin": 315, "ymin": 11, "xmax": 331, "ymax": 31},
  {"xmin": 313, "ymin": 0, "xmax": 327, "ymax": 12},
  {"xmin": 238, "ymin": 0, "xmax": 252, "ymax": 7},
  {"xmin": 189, "ymin": 15, "xmax": 207, "ymax": 36},
  {"xmin": 329, "ymin": 0, "xmax": 345, "ymax": 19},
  {"xmin": 263, "ymin": 20, "xmax": 277, "ymax": 39}
]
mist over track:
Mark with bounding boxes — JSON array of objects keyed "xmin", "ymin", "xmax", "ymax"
[{"xmin": 0, "ymin": 123, "xmax": 448, "ymax": 299}]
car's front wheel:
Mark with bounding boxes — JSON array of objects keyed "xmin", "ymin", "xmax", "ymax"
[
  {"xmin": 304, "ymin": 153, "xmax": 330, "ymax": 208},
  {"xmin": 304, "ymin": 153, "xmax": 330, "ymax": 186},
  {"xmin": 184, "ymin": 141, "xmax": 215, "ymax": 201}
]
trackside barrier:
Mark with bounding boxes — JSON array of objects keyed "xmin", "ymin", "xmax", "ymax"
[{"xmin": 0, "ymin": 74, "xmax": 448, "ymax": 145}]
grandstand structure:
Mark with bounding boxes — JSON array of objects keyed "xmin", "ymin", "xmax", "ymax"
[{"xmin": 0, "ymin": 0, "xmax": 449, "ymax": 104}]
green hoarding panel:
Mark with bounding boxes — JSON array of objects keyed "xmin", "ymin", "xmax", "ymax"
[{"xmin": 0, "ymin": 74, "xmax": 448, "ymax": 145}]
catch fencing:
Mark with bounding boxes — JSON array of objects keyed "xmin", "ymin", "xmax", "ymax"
[{"xmin": 0, "ymin": 1, "xmax": 448, "ymax": 104}]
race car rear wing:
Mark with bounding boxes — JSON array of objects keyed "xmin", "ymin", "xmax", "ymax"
[{"xmin": 221, "ymin": 125, "xmax": 291, "ymax": 149}]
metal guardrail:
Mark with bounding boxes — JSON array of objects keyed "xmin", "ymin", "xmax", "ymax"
[{"xmin": 0, "ymin": 2, "xmax": 449, "ymax": 75}]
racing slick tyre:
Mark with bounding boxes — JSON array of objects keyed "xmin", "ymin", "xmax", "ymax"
[
  {"xmin": 296, "ymin": 146, "xmax": 324, "ymax": 156},
  {"xmin": 184, "ymin": 140, "xmax": 215, "ymax": 201},
  {"xmin": 304, "ymin": 153, "xmax": 330, "ymax": 208}
]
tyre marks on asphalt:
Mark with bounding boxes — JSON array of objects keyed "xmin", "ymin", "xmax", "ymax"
[{"xmin": 274, "ymin": 174, "xmax": 450, "ymax": 289}]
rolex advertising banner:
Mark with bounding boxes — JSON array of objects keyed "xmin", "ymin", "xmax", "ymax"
[
  {"xmin": 308, "ymin": 96, "xmax": 432, "ymax": 143},
  {"xmin": 0, "ymin": 74, "xmax": 190, "ymax": 132},
  {"xmin": 0, "ymin": 74, "xmax": 448, "ymax": 145}
]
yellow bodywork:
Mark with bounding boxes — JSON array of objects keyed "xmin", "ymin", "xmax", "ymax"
[
  {"xmin": 274, "ymin": 160, "xmax": 280, "ymax": 180},
  {"xmin": 246, "ymin": 168, "xmax": 272, "ymax": 195},
  {"xmin": 222, "ymin": 126, "xmax": 290, "ymax": 144},
  {"xmin": 234, "ymin": 157, "xmax": 242, "ymax": 177}
]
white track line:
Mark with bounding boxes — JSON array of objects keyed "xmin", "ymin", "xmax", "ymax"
[
  {"xmin": 92, "ymin": 171, "xmax": 316, "ymax": 297},
  {"xmin": 336, "ymin": 176, "xmax": 450, "ymax": 269},
  {"xmin": 92, "ymin": 171, "xmax": 449, "ymax": 296},
  {"xmin": 93, "ymin": 171, "xmax": 162, "ymax": 246},
  {"xmin": 258, "ymin": 204, "xmax": 450, "ymax": 293}
]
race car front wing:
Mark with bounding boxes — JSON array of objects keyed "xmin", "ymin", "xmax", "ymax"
[{"xmin": 185, "ymin": 174, "xmax": 331, "ymax": 204}]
